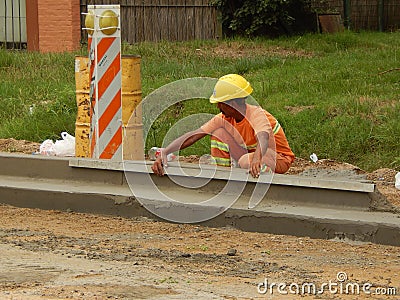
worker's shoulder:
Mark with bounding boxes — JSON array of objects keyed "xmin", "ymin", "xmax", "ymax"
[{"xmin": 246, "ymin": 103, "xmax": 268, "ymax": 116}]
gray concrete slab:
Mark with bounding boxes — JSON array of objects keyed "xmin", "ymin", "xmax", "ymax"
[
  {"xmin": 70, "ymin": 158, "xmax": 375, "ymax": 192},
  {"xmin": 0, "ymin": 153, "xmax": 398, "ymax": 246},
  {"xmin": 0, "ymin": 174, "xmax": 399, "ymax": 246}
]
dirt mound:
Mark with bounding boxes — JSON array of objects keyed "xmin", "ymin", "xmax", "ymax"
[
  {"xmin": 367, "ymin": 168, "xmax": 400, "ymax": 207},
  {"xmin": 0, "ymin": 138, "xmax": 40, "ymax": 154},
  {"xmin": 287, "ymin": 157, "xmax": 365, "ymax": 175},
  {"xmin": 367, "ymin": 168, "xmax": 397, "ymax": 183}
]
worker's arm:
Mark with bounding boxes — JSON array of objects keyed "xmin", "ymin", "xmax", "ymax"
[
  {"xmin": 250, "ymin": 131, "xmax": 269, "ymax": 178},
  {"xmin": 151, "ymin": 128, "xmax": 208, "ymax": 176}
]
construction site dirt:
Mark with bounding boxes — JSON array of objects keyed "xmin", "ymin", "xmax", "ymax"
[
  {"xmin": 0, "ymin": 204, "xmax": 399, "ymax": 299},
  {"xmin": 0, "ymin": 140, "xmax": 399, "ymax": 299}
]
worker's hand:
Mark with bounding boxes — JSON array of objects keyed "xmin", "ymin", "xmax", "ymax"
[
  {"xmin": 151, "ymin": 148, "xmax": 168, "ymax": 176},
  {"xmin": 250, "ymin": 158, "xmax": 262, "ymax": 178}
]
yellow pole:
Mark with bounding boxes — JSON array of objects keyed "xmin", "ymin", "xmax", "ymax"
[
  {"xmin": 121, "ymin": 55, "xmax": 144, "ymax": 160},
  {"xmin": 74, "ymin": 55, "xmax": 91, "ymax": 158}
]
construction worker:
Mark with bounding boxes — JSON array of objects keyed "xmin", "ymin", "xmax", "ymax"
[{"xmin": 151, "ymin": 74, "xmax": 295, "ymax": 178}]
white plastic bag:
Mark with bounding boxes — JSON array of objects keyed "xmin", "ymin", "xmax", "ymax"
[
  {"xmin": 310, "ymin": 153, "xmax": 318, "ymax": 163},
  {"xmin": 39, "ymin": 132, "xmax": 75, "ymax": 157},
  {"xmin": 395, "ymin": 172, "xmax": 400, "ymax": 190},
  {"xmin": 53, "ymin": 132, "xmax": 75, "ymax": 156},
  {"xmin": 39, "ymin": 139, "xmax": 56, "ymax": 156}
]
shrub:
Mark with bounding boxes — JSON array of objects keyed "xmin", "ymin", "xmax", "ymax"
[{"xmin": 211, "ymin": 0, "xmax": 318, "ymax": 37}]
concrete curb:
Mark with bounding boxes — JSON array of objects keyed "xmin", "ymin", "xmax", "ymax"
[{"xmin": 0, "ymin": 153, "xmax": 399, "ymax": 246}]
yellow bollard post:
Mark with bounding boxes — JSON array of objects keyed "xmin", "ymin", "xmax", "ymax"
[
  {"xmin": 74, "ymin": 55, "xmax": 91, "ymax": 158},
  {"xmin": 121, "ymin": 55, "xmax": 144, "ymax": 161},
  {"xmin": 74, "ymin": 55, "xmax": 144, "ymax": 160}
]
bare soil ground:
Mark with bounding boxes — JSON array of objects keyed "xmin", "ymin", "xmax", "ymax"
[
  {"xmin": 0, "ymin": 205, "xmax": 399, "ymax": 299},
  {"xmin": 0, "ymin": 138, "xmax": 40, "ymax": 155},
  {"xmin": 0, "ymin": 206, "xmax": 400, "ymax": 299},
  {"xmin": 193, "ymin": 41, "xmax": 315, "ymax": 59},
  {"xmin": 0, "ymin": 140, "xmax": 399, "ymax": 299}
]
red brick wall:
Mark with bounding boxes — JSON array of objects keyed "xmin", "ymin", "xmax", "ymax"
[
  {"xmin": 27, "ymin": 0, "xmax": 80, "ymax": 52},
  {"xmin": 26, "ymin": 0, "xmax": 39, "ymax": 51}
]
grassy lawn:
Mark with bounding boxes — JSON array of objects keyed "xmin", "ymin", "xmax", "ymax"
[{"xmin": 0, "ymin": 31, "xmax": 399, "ymax": 171}]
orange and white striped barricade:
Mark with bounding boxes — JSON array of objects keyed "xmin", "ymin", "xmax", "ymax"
[{"xmin": 85, "ymin": 5, "xmax": 122, "ymax": 160}]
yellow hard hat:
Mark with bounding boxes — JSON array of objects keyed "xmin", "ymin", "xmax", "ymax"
[{"xmin": 209, "ymin": 74, "xmax": 253, "ymax": 103}]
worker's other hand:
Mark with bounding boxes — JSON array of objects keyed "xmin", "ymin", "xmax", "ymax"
[{"xmin": 151, "ymin": 148, "xmax": 168, "ymax": 176}]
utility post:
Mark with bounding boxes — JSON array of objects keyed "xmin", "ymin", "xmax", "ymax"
[{"xmin": 343, "ymin": 0, "xmax": 351, "ymax": 30}]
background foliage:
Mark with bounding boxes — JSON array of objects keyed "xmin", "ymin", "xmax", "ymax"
[{"xmin": 210, "ymin": 0, "xmax": 317, "ymax": 36}]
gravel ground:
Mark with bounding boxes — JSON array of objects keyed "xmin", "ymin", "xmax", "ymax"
[{"xmin": 0, "ymin": 204, "xmax": 399, "ymax": 299}]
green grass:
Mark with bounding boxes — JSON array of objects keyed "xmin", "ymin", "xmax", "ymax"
[
  {"xmin": 0, "ymin": 31, "xmax": 399, "ymax": 171},
  {"xmin": 0, "ymin": 50, "xmax": 81, "ymax": 141}
]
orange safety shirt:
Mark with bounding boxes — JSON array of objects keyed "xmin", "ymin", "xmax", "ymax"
[{"xmin": 201, "ymin": 104, "xmax": 295, "ymax": 162}]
